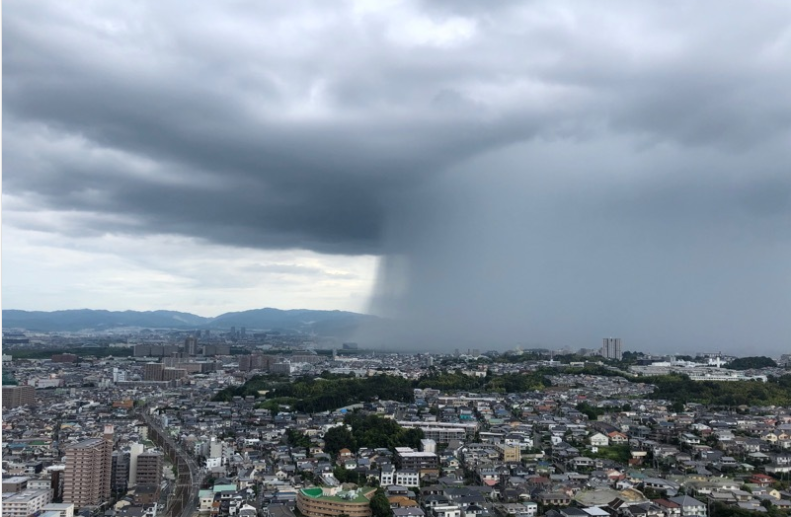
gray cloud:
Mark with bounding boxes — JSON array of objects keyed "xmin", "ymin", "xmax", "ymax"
[{"xmin": 4, "ymin": 0, "xmax": 791, "ymax": 354}]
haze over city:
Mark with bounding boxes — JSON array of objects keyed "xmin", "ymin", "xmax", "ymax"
[{"xmin": 3, "ymin": 1, "xmax": 790, "ymax": 355}]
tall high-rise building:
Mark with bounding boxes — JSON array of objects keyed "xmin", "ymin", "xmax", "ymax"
[
  {"xmin": 601, "ymin": 338, "xmax": 622, "ymax": 360},
  {"xmin": 2, "ymin": 386, "xmax": 36, "ymax": 408},
  {"xmin": 63, "ymin": 426, "xmax": 113, "ymax": 509},
  {"xmin": 127, "ymin": 443, "xmax": 145, "ymax": 488},
  {"xmin": 185, "ymin": 336, "xmax": 198, "ymax": 356},
  {"xmin": 111, "ymin": 451, "xmax": 130, "ymax": 495}
]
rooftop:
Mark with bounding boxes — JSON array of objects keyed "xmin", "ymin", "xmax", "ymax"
[{"xmin": 300, "ymin": 487, "xmax": 374, "ymax": 504}]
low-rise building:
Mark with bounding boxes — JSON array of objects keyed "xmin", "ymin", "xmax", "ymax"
[
  {"xmin": 2, "ymin": 489, "xmax": 53, "ymax": 517},
  {"xmin": 297, "ymin": 486, "xmax": 376, "ymax": 517}
]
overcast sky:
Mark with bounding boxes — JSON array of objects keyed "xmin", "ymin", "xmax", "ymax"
[{"xmin": 4, "ymin": 1, "xmax": 790, "ymax": 354}]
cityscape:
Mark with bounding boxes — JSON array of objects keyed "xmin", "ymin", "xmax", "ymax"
[
  {"xmin": 3, "ymin": 322, "xmax": 791, "ymax": 517},
  {"xmin": 3, "ymin": 3, "xmax": 791, "ymax": 517}
]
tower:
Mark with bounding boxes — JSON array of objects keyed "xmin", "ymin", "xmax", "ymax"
[
  {"xmin": 185, "ymin": 336, "xmax": 198, "ymax": 356},
  {"xmin": 602, "ymin": 338, "xmax": 622, "ymax": 360}
]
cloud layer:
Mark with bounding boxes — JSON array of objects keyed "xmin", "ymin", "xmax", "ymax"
[{"xmin": 4, "ymin": 1, "xmax": 791, "ymax": 352}]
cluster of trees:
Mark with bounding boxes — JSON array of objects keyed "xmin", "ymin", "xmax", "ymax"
[
  {"xmin": 575, "ymin": 402, "xmax": 605, "ymax": 420},
  {"xmin": 416, "ymin": 371, "xmax": 547, "ymax": 393},
  {"xmin": 286, "ymin": 428, "xmax": 311, "ymax": 448},
  {"xmin": 212, "ymin": 374, "xmax": 290, "ymax": 402},
  {"xmin": 215, "ymin": 361, "xmax": 791, "ymax": 412},
  {"xmin": 270, "ymin": 374, "xmax": 414, "ymax": 413},
  {"xmin": 370, "ymin": 488, "xmax": 394, "ymax": 517},
  {"xmin": 323, "ymin": 414, "xmax": 424, "ymax": 457},
  {"xmin": 712, "ymin": 501, "xmax": 787, "ymax": 517},
  {"xmin": 646, "ymin": 373, "xmax": 791, "ymax": 407},
  {"xmin": 8, "ymin": 346, "xmax": 133, "ymax": 359},
  {"xmin": 726, "ymin": 356, "xmax": 778, "ymax": 370},
  {"xmin": 218, "ymin": 370, "xmax": 547, "ymax": 409},
  {"xmin": 332, "ymin": 465, "xmax": 370, "ymax": 485},
  {"xmin": 587, "ymin": 444, "xmax": 632, "ymax": 464}
]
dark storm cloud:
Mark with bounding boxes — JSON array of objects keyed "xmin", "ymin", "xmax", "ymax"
[
  {"xmin": 5, "ymin": 1, "xmax": 791, "ymax": 353},
  {"xmin": 6, "ymin": 0, "xmax": 787, "ymax": 254}
]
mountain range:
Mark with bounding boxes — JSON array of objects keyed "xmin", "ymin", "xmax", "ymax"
[{"xmin": 2, "ymin": 308, "xmax": 376, "ymax": 337}]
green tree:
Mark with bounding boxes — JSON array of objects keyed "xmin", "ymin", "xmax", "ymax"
[
  {"xmin": 370, "ymin": 489, "xmax": 394, "ymax": 517},
  {"xmin": 286, "ymin": 428, "xmax": 311, "ymax": 448},
  {"xmin": 727, "ymin": 356, "xmax": 778, "ymax": 370},
  {"xmin": 324, "ymin": 426, "xmax": 357, "ymax": 457}
]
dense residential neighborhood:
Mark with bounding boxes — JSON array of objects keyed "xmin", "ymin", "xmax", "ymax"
[{"xmin": 3, "ymin": 332, "xmax": 791, "ymax": 517}]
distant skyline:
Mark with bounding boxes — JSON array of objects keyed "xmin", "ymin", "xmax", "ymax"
[{"xmin": 3, "ymin": 1, "xmax": 790, "ymax": 355}]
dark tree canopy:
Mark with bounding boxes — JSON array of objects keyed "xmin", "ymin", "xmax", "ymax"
[{"xmin": 726, "ymin": 356, "xmax": 778, "ymax": 370}]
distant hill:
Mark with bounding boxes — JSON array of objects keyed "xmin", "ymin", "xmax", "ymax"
[
  {"xmin": 1, "ymin": 308, "xmax": 375, "ymax": 337},
  {"xmin": 209, "ymin": 308, "xmax": 376, "ymax": 336}
]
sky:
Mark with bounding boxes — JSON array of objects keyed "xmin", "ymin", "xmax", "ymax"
[{"xmin": 3, "ymin": 1, "xmax": 791, "ymax": 354}]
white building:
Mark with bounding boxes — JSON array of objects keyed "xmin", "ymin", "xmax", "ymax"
[
  {"xmin": 2, "ymin": 489, "xmax": 53, "ymax": 517},
  {"xmin": 380, "ymin": 465, "xmax": 395, "ymax": 486},
  {"xmin": 601, "ymin": 338, "xmax": 622, "ymax": 360},
  {"xmin": 40, "ymin": 503, "xmax": 75, "ymax": 517},
  {"xmin": 395, "ymin": 470, "xmax": 419, "ymax": 487},
  {"xmin": 128, "ymin": 443, "xmax": 145, "ymax": 487}
]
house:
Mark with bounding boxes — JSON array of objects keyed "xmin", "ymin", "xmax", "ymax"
[
  {"xmin": 679, "ymin": 434, "xmax": 700, "ymax": 446},
  {"xmin": 653, "ymin": 499, "xmax": 681, "ymax": 517},
  {"xmin": 608, "ymin": 432, "xmax": 629, "ymax": 445},
  {"xmin": 590, "ymin": 434, "xmax": 610, "ymax": 447},
  {"xmin": 537, "ymin": 493, "xmax": 571, "ymax": 506},
  {"xmin": 667, "ymin": 495, "xmax": 706, "ymax": 516},
  {"xmin": 432, "ymin": 505, "xmax": 462, "ymax": 517},
  {"xmin": 395, "ymin": 509, "xmax": 426, "ymax": 517}
]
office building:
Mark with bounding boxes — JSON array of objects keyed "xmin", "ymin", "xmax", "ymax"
[
  {"xmin": 394, "ymin": 447, "xmax": 439, "ymax": 474},
  {"xmin": 63, "ymin": 426, "xmax": 113, "ymax": 509},
  {"xmin": 127, "ymin": 443, "xmax": 145, "ymax": 487},
  {"xmin": 2, "ymin": 477, "xmax": 30, "ymax": 493},
  {"xmin": 111, "ymin": 451, "xmax": 130, "ymax": 495},
  {"xmin": 133, "ymin": 344, "xmax": 151, "ymax": 357},
  {"xmin": 185, "ymin": 336, "xmax": 198, "ymax": 356},
  {"xmin": 134, "ymin": 452, "xmax": 163, "ymax": 487},
  {"xmin": 3, "ymin": 385, "xmax": 36, "ymax": 408},
  {"xmin": 2, "ymin": 489, "xmax": 53, "ymax": 517},
  {"xmin": 161, "ymin": 368, "xmax": 187, "ymax": 381},
  {"xmin": 143, "ymin": 363, "xmax": 164, "ymax": 381},
  {"xmin": 601, "ymin": 338, "xmax": 622, "ymax": 360}
]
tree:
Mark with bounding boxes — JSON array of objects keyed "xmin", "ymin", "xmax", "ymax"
[
  {"xmin": 286, "ymin": 428, "xmax": 311, "ymax": 448},
  {"xmin": 370, "ymin": 489, "xmax": 394, "ymax": 517},
  {"xmin": 324, "ymin": 426, "xmax": 357, "ymax": 457},
  {"xmin": 727, "ymin": 356, "xmax": 778, "ymax": 370}
]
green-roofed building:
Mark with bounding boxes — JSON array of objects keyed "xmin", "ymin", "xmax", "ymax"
[
  {"xmin": 297, "ymin": 486, "xmax": 376, "ymax": 517},
  {"xmin": 213, "ymin": 484, "xmax": 237, "ymax": 493}
]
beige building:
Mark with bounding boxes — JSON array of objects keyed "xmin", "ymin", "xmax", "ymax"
[
  {"xmin": 40, "ymin": 503, "xmax": 75, "ymax": 517},
  {"xmin": 143, "ymin": 363, "xmax": 164, "ymax": 381},
  {"xmin": 297, "ymin": 487, "xmax": 375, "ymax": 517},
  {"xmin": 63, "ymin": 427, "xmax": 113, "ymax": 509},
  {"xmin": 496, "ymin": 443, "xmax": 521, "ymax": 463},
  {"xmin": 2, "ymin": 385, "xmax": 36, "ymax": 408},
  {"xmin": 2, "ymin": 489, "xmax": 53, "ymax": 517}
]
